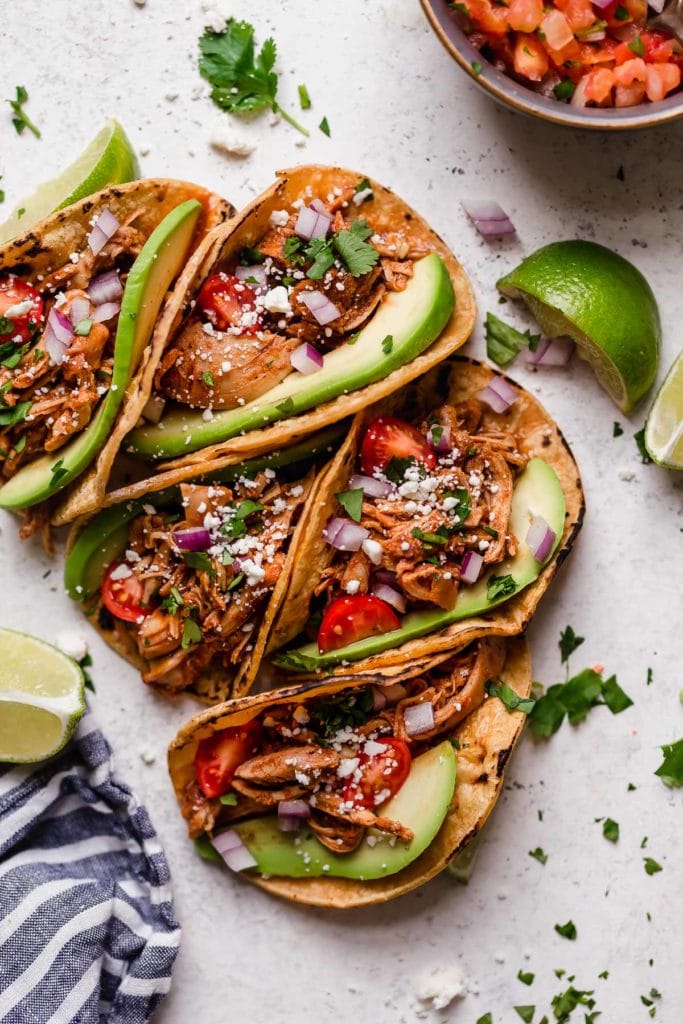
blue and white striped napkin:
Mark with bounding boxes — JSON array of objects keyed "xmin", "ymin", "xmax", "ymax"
[{"xmin": 0, "ymin": 715, "xmax": 180, "ymax": 1024}]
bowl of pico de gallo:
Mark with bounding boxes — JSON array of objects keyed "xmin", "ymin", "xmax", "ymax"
[{"xmin": 422, "ymin": 0, "xmax": 683, "ymax": 128}]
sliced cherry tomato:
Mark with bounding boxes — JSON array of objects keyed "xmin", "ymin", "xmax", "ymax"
[
  {"xmin": 196, "ymin": 273, "xmax": 261, "ymax": 334},
  {"xmin": 0, "ymin": 277, "xmax": 44, "ymax": 343},
  {"xmin": 317, "ymin": 594, "xmax": 401, "ymax": 653},
  {"xmin": 195, "ymin": 721, "xmax": 263, "ymax": 798},
  {"xmin": 343, "ymin": 737, "xmax": 412, "ymax": 810},
  {"xmin": 359, "ymin": 416, "xmax": 436, "ymax": 477},
  {"xmin": 101, "ymin": 561, "xmax": 152, "ymax": 623}
]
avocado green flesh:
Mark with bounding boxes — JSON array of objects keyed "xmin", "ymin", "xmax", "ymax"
[
  {"xmin": 126, "ymin": 252, "xmax": 455, "ymax": 461},
  {"xmin": 277, "ymin": 458, "xmax": 565, "ymax": 670},
  {"xmin": 0, "ymin": 200, "xmax": 203, "ymax": 509},
  {"xmin": 64, "ymin": 424, "xmax": 345, "ymax": 601},
  {"xmin": 231, "ymin": 741, "xmax": 456, "ymax": 880}
]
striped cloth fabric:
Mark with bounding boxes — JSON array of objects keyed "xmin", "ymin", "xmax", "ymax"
[{"xmin": 0, "ymin": 715, "xmax": 180, "ymax": 1024}]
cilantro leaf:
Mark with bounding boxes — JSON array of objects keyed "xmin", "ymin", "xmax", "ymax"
[
  {"xmin": 613, "ymin": 421, "xmax": 624, "ymax": 437},
  {"xmin": 333, "ymin": 219, "xmax": 379, "ymax": 277},
  {"xmin": 381, "ymin": 334, "xmax": 393, "ymax": 355},
  {"xmin": 303, "ymin": 237, "xmax": 335, "ymax": 280},
  {"xmin": 336, "ymin": 488, "xmax": 364, "ymax": 523},
  {"xmin": 79, "ymin": 653, "xmax": 95, "ymax": 693},
  {"xmin": 628, "ymin": 34, "xmax": 645, "ymax": 56},
  {"xmin": 161, "ymin": 586, "xmax": 185, "ymax": 616},
  {"xmin": 486, "ymin": 679, "xmax": 536, "ymax": 714},
  {"xmin": 49, "ymin": 458, "xmax": 69, "ymax": 490},
  {"xmin": 319, "ymin": 115, "xmax": 331, "ymax": 136},
  {"xmin": 198, "ymin": 20, "xmax": 308, "ymax": 135},
  {"xmin": 601, "ymin": 674, "xmax": 633, "ymax": 713},
  {"xmin": 554, "ymin": 920, "xmax": 577, "ymax": 940},
  {"xmin": 476, "ymin": 1016, "xmax": 493, "ymax": 1024},
  {"xmin": 602, "ymin": 818, "xmax": 619, "ymax": 842},
  {"xmin": 298, "ymin": 83, "xmax": 311, "ymax": 109},
  {"xmin": 219, "ymin": 792, "xmax": 238, "ymax": 806},
  {"xmin": 644, "ymin": 856, "xmax": 662, "ymax": 875},
  {"xmin": 634, "ymin": 426, "xmax": 652, "ymax": 464},
  {"xmin": 271, "ymin": 650, "xmax": 320, "ymax": 672},
  {"xmin": 8, "ymin": 85, "xmax": 41, "ymax": 138},
  {"xmin": 559, "ymin": 624, "xmax": 584, "ymax": 664},
  {"xmin": 0, "ymin": 400, "xmax": 32, "ymax": 427},
  {"xmin": 529, "ymin": 847, "xmax": 548, "ymax": 865},
  {"xmin": 181, "ymin": 618, "xmax": 202, "ymax": 650},
  {"xmin": 485, "ymin": 312, "xmax": 539, "ymax": 367},
  {"xmin": 655, "ymin": 737, "xmax": 683, "ymax": 787},
  {"xmin": 486, "ymin": 574, "xmax": 516, "ymax": 600},
  {"xmin": 518, "ymin": 971, "xmax": 535, "ymax": 986},
  {"xmin": 551, "ymin": 987, "xmax": 595, "ymax": 1020},
  {"xmin": 201, "ymin": 370, "xmax": 215, "ymax": 387},
  {"xmin": 385, "ymin": 456, "xmax": 418, "ymax": 484},
  {"xmin": 182, "ymin": 551, "xmax": 215, "ymax": 578},
  {"xmin": 514, "ymin": 1007, "xmax": 535, "ymax": 1023},
  {"xmin": 528, "ymin": 668, "xmax": 632, "ymax": 738},
  {"xmin": 553, "ymin": 79, "xmax": 575, "ymax": 102}
]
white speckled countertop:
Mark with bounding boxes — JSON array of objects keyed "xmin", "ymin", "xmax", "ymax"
[{"xmin": 1, "ymin": 2, "xmax": 682, "ymax": 1022}]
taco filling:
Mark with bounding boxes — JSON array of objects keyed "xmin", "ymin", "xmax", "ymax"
[
  {"xmin": 153, "ymin": 179, "xmax": 429, "ymax": 414},
  {"xmin": 312, "ymin": 398, "xmax": 529, "ymax": 653},
  {"xmin": 184, "ymin": 638, "xmax": 505, "ymax": 879},
  {"xmin": 0, "ymin": 210, "xmax": 144, "ymax": 489},
  {"xmin": 93, "ymin": 466, "xmax": 313, "ymax": 694}
]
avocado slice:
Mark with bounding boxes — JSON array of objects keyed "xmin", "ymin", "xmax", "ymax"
[
  {"xmin": 275, "ymin": 457, "xmax": 565, "ymax": 671},
  {"xmin": 126, "ymin": 252, "xmax": 455, "ymax": 461},
  {"xmin": 0, "ymin": 199, "xmax": 204, "ymax": 509},
  {"xmin": 230, "ymin": 741, "xmax": 456, "ymax": 880},
  {"xmin": 64, "ymin": 424, "xmax": 345, "ymax": 601}
]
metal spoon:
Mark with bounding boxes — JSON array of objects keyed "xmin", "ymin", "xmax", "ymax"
[{"xmin": 648, "ymin": 0, "xmax": 683, "ymax": 45}]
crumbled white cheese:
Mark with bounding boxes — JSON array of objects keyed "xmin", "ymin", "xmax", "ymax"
[
  {"xmin": 415, "ymin": 965, "xmax": 467, "ymax": 1011},
  {"xmin": 337, "ymin": 757, "xmax": 360, "ymax": 779},
  {"xmin": 361, "ymin": 538, "xmax": 383, "ymax": 565},
  {"xmin": 269, "ymin": 209, "xmax": 289, "ymax": 227},
  {"xmin": 209, "ymin": 126, "xmax": 256, "ymax": 158},
  {"xmin": 344, "ymin": 579, "xmax": 361, "ymax": 595},
  {"xmin": 55, "ymin": 631, "xmax": 88, "ymax": 663},
  {"xmin": 353, "ymin": 187, "xmax": 373, "ymax": 206},
  {"xmin": 262, "ymin": 286, "xmax": 291, "ymax": 314},
  {"xmin": 3, "ymin": 299, "xmax": 34, "ymax": 318},
  {"xmin": 201, "ymin": 0, "xmax": 227, "ymax": 32},
  {"xmin": 109, "ymin": 564, "xmax": 133, "ymax": 581}
]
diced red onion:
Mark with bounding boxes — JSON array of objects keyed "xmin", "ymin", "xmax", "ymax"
[
  {"xmin": 93, "ymin": 301, "xmax": 121, "ymax": 323},
  {"xmin": 383, "ymin": 682, "xmax": 408, "ymax": 705},
  {"xmin": 323, "ymin": 517, "xmax": 369, "ymax": 552},
  {"xmin": 582, "ymin": 29, "xmax": 606, "ymax": 40},
  {"xmin": 295, "ymin": 206, "xmax": 331, "ymax": 241},
  {"xmin": 69, "ymin": 297, "xmax": 91, "ymax": 327},
  {"xmin": 460, "ymin": 550, "xmax": 484, "ymax": 585},
  {"xmin": 309, "ymin": 198, "xmax": 330, "ymax": 216},
  {"xmin": 211, "ymin": 830, "xmax": 257, "ymax": 872},
  {"xmin": 427, "ymin": 423, "xmax": 452, "ymax": 453},
  {"xmin": 648, "ymin": 0, "xmax": 665, "ymax": 11},
  {"xmin": 523, "ymin": 335, "xmax": 575, "ymax": 367},
  {"xmin": 278, "ymin": 799, "xmax": 310, "ymax": 819},
  {"xmin": 478, "ymin": 375, "xmax": 517, "ymax": 413},
  {"xmin": 87, "ymin": 208, "xmax": 120, "ymax": 256},
  {"xmin": 461, "ymin": 199, "xmax": 516, "ymax": 239},
  {"xmin": 371, "ymin": 582, "xmax": 406, "ymax": 614},
  {"xmin": 300, "ymin": 290, "xmax": 340, "ymax": 326},
  {"xmin": 348, "ymin": 473, "xmax": 393, "ymax": 499},
  {"xmin": 571, "ymin": 78, "xmax": 590, "ymax": 108},
  {"xmin": 44, "ymin": 307, "xmax": 74, "ymax": 364},
  {"xmin": 173, "ymin": 527, "xmax": 211, "ymax": 551},
  {"xmin": 526, "ymin": 515, "xmax": 556, "ymax": 563},
  {"xmin": 404, "ymin": 701, "xmax": 435, "ymax": 736},
  {"xmin": 235, "ymin": 264, "xmax": 268, "ymax": 287},
  {"xmin": 142, "ymin": 394, "xmax": 166, "ymax": 423},
  {"xmin": 278, "ymin": 815, "xmax": 304, "ymax": 833},
  {"xmin": 372, "ymin": 686, "xmax": 388, "ymax": 711},
  {"xmin": 87, "ymin": 269, "xmax": 123, "ymax": 305},
  {"xmin": 591, "ymin": 0, "xmax": 613, "ymax": 8},
  {"xmin": 290, "ymin": 342, "xmax": 324, "ymax": 375}
]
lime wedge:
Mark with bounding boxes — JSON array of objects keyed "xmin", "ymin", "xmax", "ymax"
[
  {"xmin": 0, "ymin": 118, "xmax": 139, "ymax": 245},
  {"xmin": 497, "ymin": 240, "xmax": 661, "ymax": 412},
  {"xmin": 0, "ymin": 628, "xmax": 86, "ymax": 763},
  {"xmin": 645, "ymin": 349, "xmax": 683, "ymax": 469}
]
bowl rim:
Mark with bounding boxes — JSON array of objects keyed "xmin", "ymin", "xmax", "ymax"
[{"xmin": 421, "ymin": 0, "xmax": 683, "ymax": 130}]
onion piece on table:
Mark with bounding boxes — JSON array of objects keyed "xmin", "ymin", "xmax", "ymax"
[
  {"xmin": 460, "ymin": 550, "xmax": 484, "ymax": 585},
  {"xmin": 300, "ymin": 290, "xmax": 341, "ymax": 326},
  {"xmin": 404, "ymin": 701, "xmax": 435, "ymax": 737},
  {"xmin": 526, "ymin": 515, "xmax": 556, "ymax": 562},
  {"xmin": 211, "ymin": 829, "xmax": 257, "ymax": 872},
  {"xmin": 523, "ymin": 335, "xmax": 575, "ymax": 367},
  {"xmin": 173, "ymin": 527, "xmax": 212, "ymax": 552},
  {"xmin": 290, "ymin": 342, "xmax": 324, "ymax": 375},
  {"xmin": 461, "ymin": 199, "xmax": 516, "ymax": 239},
  {"xmin": 87, "ymin": 208, "xmax": 120, "ymax": 256},
  {"xmin": 322, "ymin": 517, "xmax": 369, "ymax": 552}
]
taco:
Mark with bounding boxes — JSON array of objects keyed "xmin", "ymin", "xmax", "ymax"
[
  {"xmin": 168, "ymin": 634, "xmax": 531, "ymax": 907},
  {"xmin": 268, "ymin": 356, "xmax": 584, "ymax": 675},
  {"xmin": 0, "ymin": 179, "xmax": 232, "ymax": 540},
  {"xmin": 64, "ymin": 428, "xmax": 343, "ymax": 703},
  {"xmin": 123, "ymin": 164, "xmax": 476, "ymax": 476}
]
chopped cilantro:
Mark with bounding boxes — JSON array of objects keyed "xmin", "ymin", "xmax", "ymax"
[
  {"xmin": 333, "ymin": 218, "xmax": 379, "ymax": 277},
  {"xmin": 602, "ymin": 818, "xmax": 619, "ymax": 842},
  {"xmin": 559, "ymin": 624, "xmax": 584, "ymax": 665},
  {"xmin": 49, "ymin": 458, "xmax": 69, "ymax": 490},
  {"xmin": 8, "ymin": 85, "xmax": 41, "ymax": 138},
  {"xmin": 471, "ymin": 60, "xmax": 484, "ymax": 75},
  {"xmin": 14, "ymin": 434, "xmax": 26, "ymax": 454},
  {"xmin": 0, "ymin": 342, "xmax": 29, "ymax": 369},
  {"xmin": 518, "ymin": 970, "xmax": 535, "ymax": 986},
  {"xmin": 551, "ymin": 987, "xmax": 595, "ymax": 1019},
  {"xmin": 181, "ymin": 618, "xmax": 202, "ymax": 650},
  {"xmin": 514, "ymin": 1007, "xmax": 535, "ymax": 1023},
  {"xmin": 481, "ymin": 525, "xmax": 499, "ymax": 539},
  {"xmin": 476, "ymin": 1016, "xmax": 493, "ymax": 1024},
  {"xmin": 628, "ymin": 34, "xmax": 645, "ymax": 56},
  {"xmin": 283, "ymin": 236, "xmax": 302, "ymax": 260},
  {"xmin": 219, "ymin": 792, "xmax": 238, "ymax": 806},
  {"xmin": 646, "ymin": 666, "xmax": 653, "ymax": 685},
  {"xmin": 381, "ymin": 334, "xmax": 393, "ymax": 355},
  {"xmin": 74, "ymin": 318, "xmax": 93, "ymax": 336},
  {"xmin": 277, "ymin": 396, "xmax": 295, "ymax": 415},
  {"xmin": 529, "ymin": 668, "xmax": 632, "ymax": 738},
  {"xmin": 272, "ymin": 650, "xmax": 320, "ymax": 672},
  {"xmin": 553, "ymin": 80, "xmax": 575, "ymax": 102},
  {"xmin": 201, "ymin": 370, "xmax": 215, "ymax": 388},
  {"xmin": 485, "ymin": 312, "xmax": 540, "ymax": 367},
  {"xmin": 79, "ymin": 653, "xmax": 95, "ymax": 693},
  {"xmin": 227, "ymin": 572, "xmax": 245, "ymax": 592},
  {"xmin": 238, "ymin": 246, "xmax": 265, "ymax": 265},
  {"xmin": 486, "ymin": 574, "xmax": 516, "ymax": 600},
  {"xmin": 529, "ymin": 847, "xmax": 548, "ymax": 865},
  {"xmin": 298, "ymin": 83, "xmax": 311, "ymax": 109},
  {"xmin": 354, "ymin": 177, "xmax": 373, "ymax": 201},
  {"xmin": 412, "ymin": 525, "xmax": 449, "ymax": 547},
  {"xmin": 643, "ymin": 857, "xmax": 662, "ymax": 875},
  {"xmin": 303, "ymin": 236, "xmax": 335, "ymax": 279},
  {"xmin": 486, "ymin": 679, "xmax": 536, "ymax": 714},
  {"xmin": 554, "ymin": 920, "xmax": 577, "ymax": 940},
  {"xmin": 444, "ymin": 486, "xmax": 471, "ymax": 524},
  {"xmin": 161, "ymin": 586, "xmax": 185, "ymax": 615},
  {"xmin": 634, "ymin": 426, "xmax": 652, "ymax": 463},
  {"xmin": 385, "ymin": 455, "xmax": 419, "ymax": 484},
  {"xmin": 598, "ymin": 970, "xmax": 609, "ymax": 980},
  {"xmin": 0, "ymin": 400, "xmax": 32, "ymax": 427},
  {"xmin": 641, "ymin": 835, "xmax": 648, "ymax": 848},
  {"xmin": 313, "ymin": 688, "xmax": 374, "ymax": 739},
  {"xmin": 198, "ymin": 20, "xmax": 309, "ymax": 135},
  {"xmin": 613, "ymin": 421, "xmax": 624, "ymax": 437},
  {"xmin": 318, "ymin": 115, "xmax": 331, "ymax": 136},
  {"xmin": 336, "ymin": 488, "xmax": 364, "ymax": 523},
  {"xmin": 655, "ymin": 737, "xmax": 683, "ymax": 787},
  {"xmin": 601, "ymin": 673, "xmax": 633, "ymax": 713},
  {"xmin": 182, "ymin": 551, "xmax": 215, "ymax": 577}
]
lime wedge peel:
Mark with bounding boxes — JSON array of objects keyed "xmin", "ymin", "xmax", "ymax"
[
  {"xmin": 0, "ymin": 118, "xmax": 139, "ymax": 245},
  {"xmin": 0, "ymin": 628, "xmax": 86, "ymax": 764},
  {"xmin": 645, "ymin": 349, "xmax": 683, "ymax": 469}
]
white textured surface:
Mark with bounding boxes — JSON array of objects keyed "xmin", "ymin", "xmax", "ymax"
[{"xmin": 1, "ymin": 2, "xmax": 682, "ymax": 1022}]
